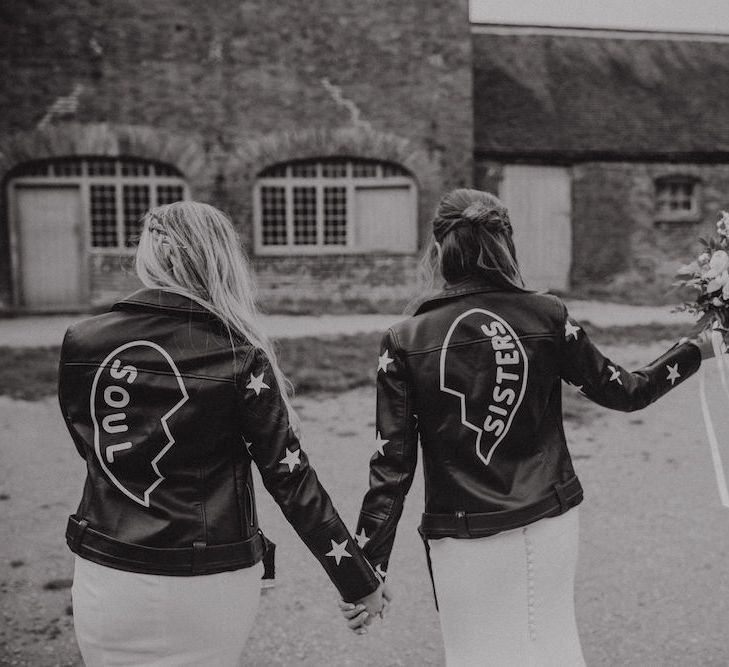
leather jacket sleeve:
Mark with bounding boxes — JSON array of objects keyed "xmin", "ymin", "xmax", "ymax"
[
  {"xmin": 57, "ymin": 328, "xmax": 88, "ymax": 461},
  {"xmin": 558, "ymin": 303, "xmax": 702, "ymax": 411},
  {"xmin": 236, "ymin": 348, "xmax": 379, "ymax": 603},
  {"xmin": 356, "ymin": 329, "xmax": 419, "ymax": 579}
]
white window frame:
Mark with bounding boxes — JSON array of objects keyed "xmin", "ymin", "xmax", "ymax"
[
  {"xmin": 8, "ymin": 158, "xmax": 189, "ymax": 255},
  {"xmin": 654, "ymin": 176, "xmax": 701, "ymax": 223},
  {"xmin": 253, "ymin": 160, "xmax": 415, "ymax": 255}
]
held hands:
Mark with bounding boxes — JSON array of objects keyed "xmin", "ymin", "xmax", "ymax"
[{"xmin": 338, "ymin": 582, "xmax": 394, "ymax": 635}]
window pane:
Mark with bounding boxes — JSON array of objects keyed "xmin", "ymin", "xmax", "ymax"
[
  {"xmin": 322, "ymin": 161, "xmax": 347, "ymax": 178},
  {"xmin": 291, "ymin": 163, "xmax": 317, "ymax": 178},
  {"xmin": 261, "ymin": 186, "xmax": 287, "ymax": 245},
  {"xmin": 293, "ymin": 187, "xmax": 317, "ymax": 245},
  {"xmin": 14, "ymin": 161, "xmax": 50, "ymax": 177},
  {"xmin": 121, "ymin": 160, "xmax": 150, "ymax": 177},
  {"xmin": 90, "ymin": 184, "xmax": 118, "ymax": 248},
  {"xmin": 382, "ymin": 163, "xmax": 407, "ymax": 177},
  {"xmin": 324, "ymin": 187, "xmax": 347, "ymax": 245},
  {"xmin": 54, "ymin": 160, "xmax": 83, "ymax": 177},
  {"xmin": 157, "ymin": 184, "xmax": 184, "ymax": 205},
  {"xmin": 352, "ymin": 162, "xmax": 377, "ymax": 177},
  {"xmin": 87, "ymin": 159, "xmax": 117, "ymax": 176},
  {"xmin": 260, "ymin": 164, "xmax": 287, "ymax": 178},
  {"xmin": 123, "ymin": 185, "xmax": 151, "ymax": 247},
  {"xmin": 154, "ymin": 163, "xmax": 181, "ymax": 177}
]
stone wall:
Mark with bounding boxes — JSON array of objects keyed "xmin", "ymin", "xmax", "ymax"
[
  {"xmin": 475, "ymin": 158, "xmax": 729, "ymax": 304},
  {"xmin": 571, "ymin": 162, "xmax": 729, "ymax": 303}
]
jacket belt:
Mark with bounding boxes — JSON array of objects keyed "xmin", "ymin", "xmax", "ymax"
[
  {"xmin": 420, "ymin": 476, "xmax": 583, "ymax": 539},
  {"xmin": 66, "ymin": 515, "xmax": 267, "ymax": 576}
]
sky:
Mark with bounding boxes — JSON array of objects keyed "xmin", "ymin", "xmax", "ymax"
[{"xmin": 469, "ymin": 0, "xmax": 729, "ymax": 34}]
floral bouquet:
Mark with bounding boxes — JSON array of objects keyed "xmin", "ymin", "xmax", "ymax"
[{"xmin": 676, "ymin": 210, "xmax": 729, "ymax": 332}]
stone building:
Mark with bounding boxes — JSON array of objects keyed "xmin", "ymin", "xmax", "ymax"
[
  {"xmin": 472, "ymin": 24, "xmax": 729, "ymax": 303},
  {"xmin": 3, "ymin": 6, "xmax": 729, "ymax": 313},
  {"xmin": 0, "ymin": 0, "xmax": 472, "ymax": 312}
]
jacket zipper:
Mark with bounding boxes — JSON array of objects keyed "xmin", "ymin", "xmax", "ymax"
[{"xmin": 244, "ymin": 482, "xmax": 255, "ymax": 527}]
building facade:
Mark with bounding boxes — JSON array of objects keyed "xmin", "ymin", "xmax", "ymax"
[
  {"xmin": 472, "ymin": 25, "xmax": 729, "ymax": 304},
  {"xmin": 0, "ymin": 0, "xmax": 472, "ymax": 313},
  {"xmin": 4, "ymin": 7, "xmax": 729, "ymax": 313}
]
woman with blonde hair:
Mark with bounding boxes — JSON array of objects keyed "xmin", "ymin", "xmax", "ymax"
[
  {"xmin": 341, "ymin": 188, "xmax": 715, "ymax": 665},
  {"xmin": 59, "ymin": 201, "xmax": 384, "ymax": 666}
]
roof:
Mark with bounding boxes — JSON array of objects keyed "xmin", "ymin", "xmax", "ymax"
[{"xmin": 472, "ymin": 28, "xmax": 729, "ymax": 158}]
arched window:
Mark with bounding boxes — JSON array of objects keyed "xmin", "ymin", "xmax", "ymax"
[
  {"xmin": 654, "ymin": 175, "xmax": 701, "ymax": 224},
  {"xmin": 10, "ymin": 157, "xmax": 188, "ymax": 251},
  {"xmin": 254, "ymin": 158, "xmax": 417, "ymax": 254}
]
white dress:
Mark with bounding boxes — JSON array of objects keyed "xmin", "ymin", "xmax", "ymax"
[
  {"xmin": 72, "ymin": 556, "xmax": 263, "ymax": 667},
  {"xmin": 428, "ymin": 507, "xmax": 585, "ymax": 667}
]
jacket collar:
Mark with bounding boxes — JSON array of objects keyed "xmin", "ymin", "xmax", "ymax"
[
  {"xmin": 414, "ymin": 277, "xmax": 503, "ymax": 316},
  {"xmin": 112, "ymin": 288, "xmax": 217, "ymax": 321}
]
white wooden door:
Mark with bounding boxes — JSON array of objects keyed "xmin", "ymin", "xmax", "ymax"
[
  {"xmin": 354, "ymin": 186, "xmax": 416, "ymax": 252},
  {"xmin": 16, "ymin": 186, "xmax": 84, "ymax": 308},
  {"xmin": 500, "ymin": 165, "xmax": 572, "ymax": 291}
]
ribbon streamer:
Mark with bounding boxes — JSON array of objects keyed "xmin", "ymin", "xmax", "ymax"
[{"xmin": 699, "ymin": 329, "xmax": 729, "ymax": 508}]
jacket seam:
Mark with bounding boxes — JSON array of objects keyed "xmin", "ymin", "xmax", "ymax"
[
  {"xmin": 233, "ymin": 347, "xmax": 259, "ymax": 395},
  {"xmin": 61, "ymin": 362, "xmax": 237, "ymax": 385},
  {"xmin": 402, "ymin": 332, "xmax": 560, "ymax": 358},
  {"xmin": 301, "ymin": 513, "xmax": 343, "ymax": 540},
  {"xmin": 373, "ymin": 330, "xmax": 412, "ymax": 540},
  {"xmin": 116, "ymin": 299, "xmax": 210, "ymax": 315}
]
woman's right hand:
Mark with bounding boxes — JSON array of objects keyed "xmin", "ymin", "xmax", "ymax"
[{"xmin": 685, "ymin": 324, "xmax": 729, "ymax": 360}]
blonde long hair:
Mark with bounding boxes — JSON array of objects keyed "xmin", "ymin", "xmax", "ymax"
[{"xmin": 135, "ymin": 201, "xmax": 301, "ymax": 434}]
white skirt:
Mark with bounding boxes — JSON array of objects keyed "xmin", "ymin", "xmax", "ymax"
[
  {"xmin": 72, "ymin": 556, "xmax": 263, "ymax": 667},
  {"xmin": 428, "ymin": 507, "xmax": 585, "ymax": 667}
]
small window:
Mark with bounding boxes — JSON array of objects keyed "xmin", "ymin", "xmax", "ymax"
[
  {"xmin": 254, "ymin": 158, "xmax": 417, "ymax": 254},
  {"xmin": 655, "ymin": 176, "xmax": 701, "ymax": 223}
]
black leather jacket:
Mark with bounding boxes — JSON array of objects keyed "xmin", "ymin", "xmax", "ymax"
[
  {"xmin": 356, "ymin": 279, "xmax": 701, "ymax": 576},
  {"xmin": 59, "ymin": 288, "xmax": 379, "ymax": 603}
]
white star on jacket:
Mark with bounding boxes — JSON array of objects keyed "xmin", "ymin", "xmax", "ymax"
[
  {"xmin": 246, "ymin": 372, "xmax": 270, "ymax": 395},
  {"xmin": 607, "ymin": 365, "xmax": 623, "ymax": 385},
  {"xmin": 279, "ymin": 447, "xmax": 301, "ymax": 473},
  {"xmin": 355, "ymin": 528, "xmax": 370, "ymax": 548},
  {"xmin": 325, "ymin": 538, "xmax": 352, "ymax": 565},
  {"xmin": 378, "ymin": 350, "xmax": 394, "ymax": 373},
  {"xmin": 375, "ymin": 432, "xmax": 389, "ymax": 456},
  {"xmin": 565, "ymin": 321, "xmax": 581, "ymax": 340},
  {"xmin": 666, "ymin": 363, "xmax": 681, "ymax": 386}
]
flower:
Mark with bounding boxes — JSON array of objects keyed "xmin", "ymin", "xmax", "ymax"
[
  {"xmin": 709, "ymin": 250, "xmax": 729, "ymax": 277},
  {"xmin": 675, "ymin": 210, "xmax": 729, "ymax": 330},
  {"xmin": 717, "ymin": 211, "xmax": 729, "ymax": 237}
]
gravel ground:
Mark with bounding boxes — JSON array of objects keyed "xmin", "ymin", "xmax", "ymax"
[{"xmin": 2, "ymin": 341, "xmax": 729, "ymax": 666}]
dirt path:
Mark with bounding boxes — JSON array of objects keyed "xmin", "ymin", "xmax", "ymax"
[{"xmin": 2, "ymin": 342, "xmax": 729, "ymax": 666}]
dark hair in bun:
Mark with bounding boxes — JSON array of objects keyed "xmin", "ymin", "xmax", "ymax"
[{"xmin": 427, "ymin": 188, "xmax": 526, "ymax": 291}]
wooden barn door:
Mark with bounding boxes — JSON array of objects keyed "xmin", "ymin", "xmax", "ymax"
[
  {"xmin": 15, "ymin": 185, "xmax": 84, "ymax": 308},
  {"xmin": 500, "ymin": 165, "xmax": 572, "ymax": 291}
]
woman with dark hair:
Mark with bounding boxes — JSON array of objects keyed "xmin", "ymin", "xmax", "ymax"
[{"xmin": 340, "ymin": 189, "xmax": 714, "ymax": 664}]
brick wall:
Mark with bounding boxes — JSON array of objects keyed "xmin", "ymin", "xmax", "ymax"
[{"xmin": 0, "ymin": 0, "xmax": 472, "ymax": 313}]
